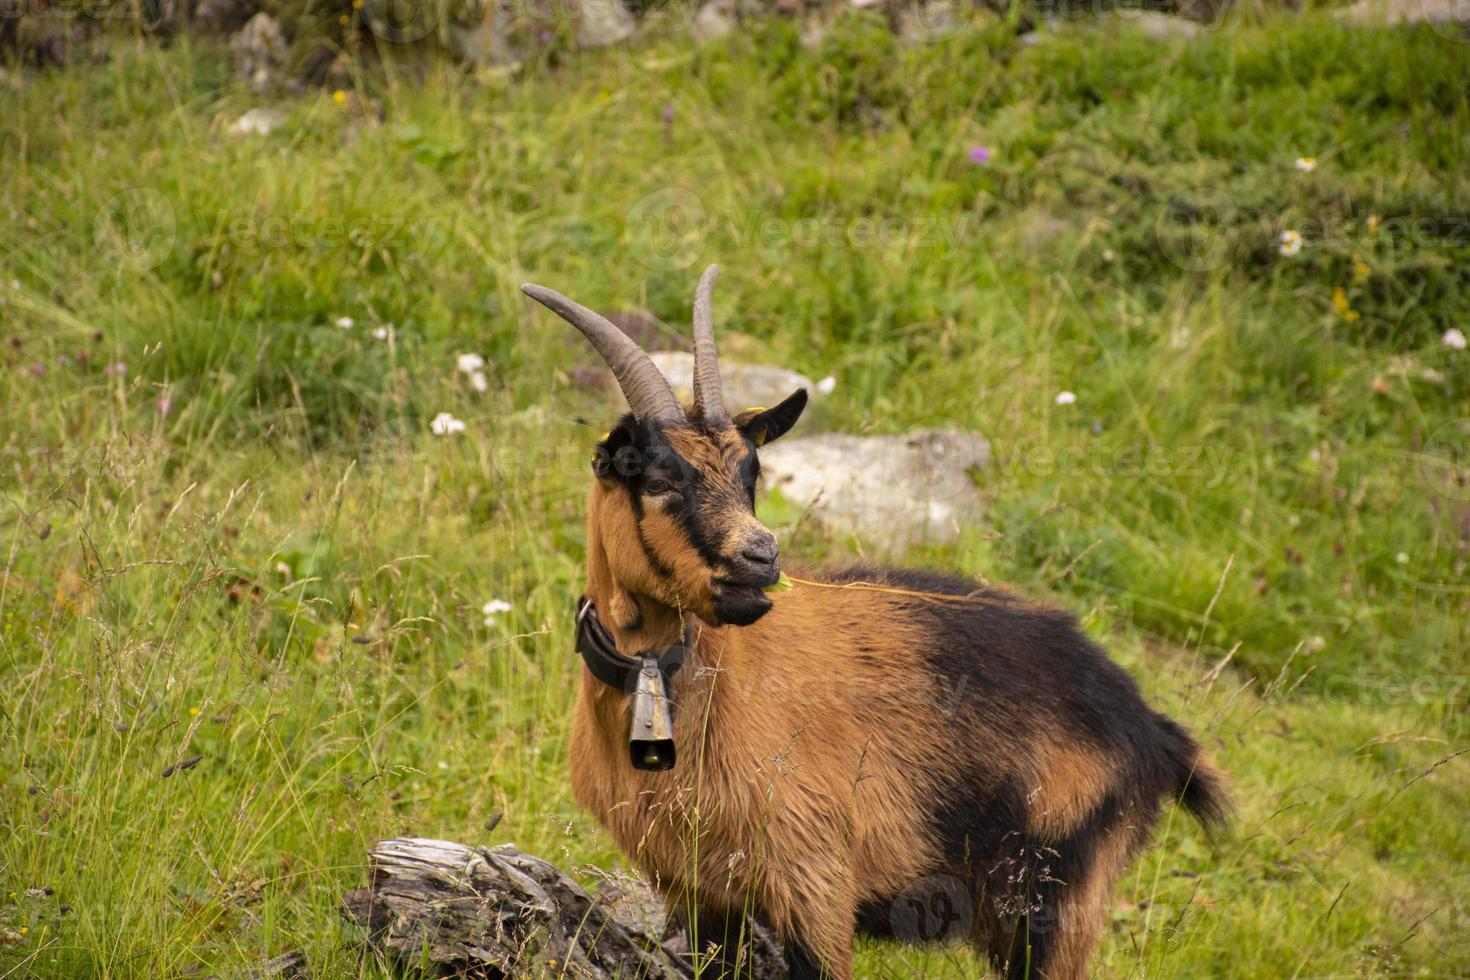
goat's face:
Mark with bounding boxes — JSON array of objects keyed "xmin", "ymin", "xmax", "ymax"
[
  {"xmin": 589, "ymin": 391, "xmax": 807, "ymax": 627},
  {"xmin": 521, "ymin": 264, "xmax": 807, "ymax": 626}
]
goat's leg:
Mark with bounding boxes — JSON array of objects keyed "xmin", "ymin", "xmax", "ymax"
[
  {"xmin": 976, "ymin": 824, "xmax": 1136, "ymax": 980},
  {"xmin": 684, "ymin": 904, "xmax": 751, "ymax": 979},
  {"xmin": 773, "ymin": 891, "xmax": 856, "ymax": 980},
  {"xmin": 782, "ymin": 939, "xmax": 825, "ymax": 980},
  {"xmin": 1029, "ymin": 827, "xmax": 1134, "ymax": 980}
]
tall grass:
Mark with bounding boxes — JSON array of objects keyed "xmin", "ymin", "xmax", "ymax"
[{"xmin": 2, "ymin": 9, "xmax": 1468, "ymax": 976}]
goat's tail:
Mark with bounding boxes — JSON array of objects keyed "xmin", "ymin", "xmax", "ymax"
[{"xmin": 1155, "ymin": 714, "xmax": 1231, "ymax": 830}]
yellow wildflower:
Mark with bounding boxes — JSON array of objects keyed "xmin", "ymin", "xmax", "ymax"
[
  {"xmin": 1352, "ymin": 257, "xmax": 1371, "ymax": 281},
  {"xmin": 1366, "ymin": 213, "xmax": 1381, "ymax": 236},
  {"xmin": 1331, "ymin": 287, "xmax": 1360, "ymax": 322},
  {"xmin": 333, "ymin": 90, "xmax": 347, "ymax": 105}
]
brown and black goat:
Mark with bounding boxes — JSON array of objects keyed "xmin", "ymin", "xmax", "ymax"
[{"xmin": 521, "ymin": 266, "xmax": 1228, "ymax": 980}]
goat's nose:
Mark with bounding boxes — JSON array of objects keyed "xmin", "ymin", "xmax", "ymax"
[{"xmin": 736, "ymin": 534, "xmax": 780, "ymax": 580}]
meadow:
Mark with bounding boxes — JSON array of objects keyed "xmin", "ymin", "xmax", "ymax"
[{"xmin": 2, "ymin": 6, "xmax": 1469, "ymax": 976}]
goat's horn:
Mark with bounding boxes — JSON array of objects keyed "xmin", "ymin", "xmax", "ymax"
[
  {"xmin": 691, "ymin": 264, "xmax": 729, "ymax": 425},
  {"xmin": 521, "ymin": 282, "xmax": 683, "ymax": 423}
]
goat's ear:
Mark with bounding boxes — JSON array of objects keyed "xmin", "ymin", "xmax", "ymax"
[
  {"xmin": 592, "ymin": 419, "xmax": 636, "ymax": 480},
  {"xmin": 734, "ymin": 388, "xmax": 808, "ymax": 447}
]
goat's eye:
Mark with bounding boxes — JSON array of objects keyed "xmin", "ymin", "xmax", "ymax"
[{"xmin": 643, "ymin": 478, "xmax": 676, "ymax": 496}]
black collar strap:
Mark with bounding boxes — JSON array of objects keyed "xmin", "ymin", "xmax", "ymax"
[{"xmin": 574, "ymin": 596, "xmax": 691, "ymax": 693}]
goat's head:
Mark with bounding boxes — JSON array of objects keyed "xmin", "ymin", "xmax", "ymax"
[{"xmin": 523, "ymin": 266, "xmax": 807, "ymax": 627}]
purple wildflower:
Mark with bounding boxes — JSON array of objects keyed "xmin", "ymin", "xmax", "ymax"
[{"xmin": 967, "ymin": 145, "xmax": 991, "ymax": 166}]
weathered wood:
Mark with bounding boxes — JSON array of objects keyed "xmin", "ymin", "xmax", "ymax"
[{"xmin": 341, "ymin": 837, "xmax": 786, "ymax": 979}]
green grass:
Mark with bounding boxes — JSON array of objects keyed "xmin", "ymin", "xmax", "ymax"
[{"xmin": 2, "ymin": 8, "xmax": 1469, "ymax": 977}]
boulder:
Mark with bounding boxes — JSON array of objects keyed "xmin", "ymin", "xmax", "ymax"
[
  {"xmin": 691, "ymin": 0, "xmax": 737, "ymax": 41},
  {"xmin": 1125, "ymin": 10, "xmax": 1203, "ymax": 39},
  {"xmin": 578, "ymin": 0, "xmax": 637, "ymax": 47},
  {"xmin": 1337, "ymin": 0, "xmax": 1470, "ymax": 29},
  {"xmin": 230, "ymin": 12, "xmax": 288, "ymax": 96},
  {"xmin": 647, "ymin": 351, "xmax": 824, "ymax": 413},
  {"xmin": 227, "ymin": 106, "xmax": 286, "ymax": 137},
  {"xmin": 759, "ymin": 429, "xmax": 989, "ymax": 550}
]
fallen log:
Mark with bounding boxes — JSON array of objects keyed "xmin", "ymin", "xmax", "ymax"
[{"xmin": 341, "ymin": 837, "xmax": 787, "ymax": 979}]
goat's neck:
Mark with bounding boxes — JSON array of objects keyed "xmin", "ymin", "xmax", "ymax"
[{"xmin": 584, "ymin": 532, "xmax": 689, "ymax": 659}]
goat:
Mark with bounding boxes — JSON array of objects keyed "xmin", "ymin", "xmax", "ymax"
[{"xmin": 521, "ymin": 266, "xmax": 1228, "ymax": 980}]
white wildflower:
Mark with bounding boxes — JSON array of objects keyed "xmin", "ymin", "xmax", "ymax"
[
  {"xmin": 335, "ymin": 316, "xmax": 355, "ymax": 329},
  {"xmin": 372, "ymin": 325, "xmax": 392, "ymax": 340},
  {"xmin": 1054, "ymin": 390, "xmax": 1077, "ymax": 406},
  {"xmin": 1294, "ymin": 156, "xmax": 1316, "ymax": 173},
  {"xmin": 482, "ymin": 598, "xmax": 512, "ymax": 627},
  {"xmin": 430, "ymin": 412, "xmax": 466, "ymax": 435},
  {"xmin": 456, "ymin": 353, "xmax": 486, "ymax": 375},
  {"xmin": 1278, "ymin": 230, "xmax": 1303, "ymax": 257},
  {"xmin": 1304, "ymin": 635, "xmax": 1326, "ymax": 653},
  {"xmin": 469, "ymin": 370, "xmax": 489, "ymax": 393},
  {"xmin": 815, "ymin": 375, "xmax": 837, "ymax": 395},
  {"xmin": 1443, "ymin": 328, "xmax": 1467, "ymax": 350},
  {"xmin": 1395, "ymin": 552, "xmax": 1409, "ymax": 565}
]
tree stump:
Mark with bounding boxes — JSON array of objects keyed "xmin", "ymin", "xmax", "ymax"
[{"xmin": 341, "ymin": 837, "xmax": 786, "ymax": 979}]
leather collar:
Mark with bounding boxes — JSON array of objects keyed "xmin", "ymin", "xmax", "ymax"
[{"xmin": 574, "ymin": 596, "xmax": 691, "ymax": 693}]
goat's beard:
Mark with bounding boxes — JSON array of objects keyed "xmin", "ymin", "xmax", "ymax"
[{"xmin": 709, "ymin": 585, "xmax": 774, "ymax": 627}]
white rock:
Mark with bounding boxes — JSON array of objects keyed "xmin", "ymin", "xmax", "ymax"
[
  {"xmin": 648, "ymin": 351, "xmax": 823, "ymax": 413},
  {"xmin": 691, "ymin": 0, "xmax": 735, "ymax": 42},
  {"xmin": 577, "ymin": 0, "xmax": 636, "ymax": 48},
  {"xmin": 759, "ymin": 429, "xmax": 989, "ymax": 552},
  {"xmin": 230, "ymin": 13, "xmax": 288, "ymax": 96},
  {"xmin": 1337, "ymin": 0, "xmax": 1470, "ymax": 27},
  {"xmin": 1124, "ymin": 10, "xmax": 1201, "ymax": 40},
  {"xmin": 894, "ymin": 0, "xmax": 964, "ymax": 43},
  {"xmin": 228, "ymin": 107, "xmax": 286, "ymax": 137}
]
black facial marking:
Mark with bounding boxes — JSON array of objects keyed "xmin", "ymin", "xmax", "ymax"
[
  {"xmin": 595, "ymin": 414, "xmax": 758, "ymax": 578},
  {"xmin": 632, "ymin": 507, "xmax": 676, "ymax": 582}
]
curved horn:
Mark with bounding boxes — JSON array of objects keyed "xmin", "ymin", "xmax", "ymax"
[
  {"xmin": 691, "ymin": 264, "xmax": 729, "ymax": 425},
  {"xmin": 520, "ymin": 282, "xmax": 683, "ymax": 423}
]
